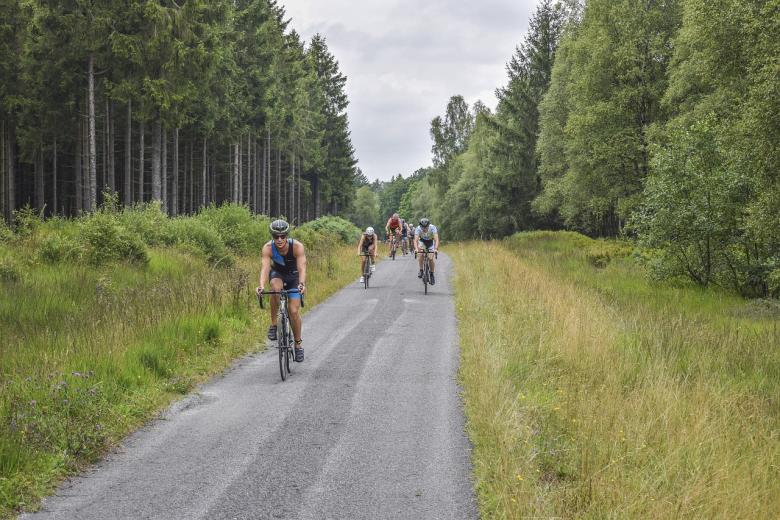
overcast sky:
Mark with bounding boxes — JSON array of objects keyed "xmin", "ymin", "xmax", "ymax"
[{"xmin": 280, "ymin": 0, "xmax": 539, "ymax": 182}]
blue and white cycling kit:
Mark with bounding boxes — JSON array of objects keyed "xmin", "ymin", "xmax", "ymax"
[{"xmin": 415, "ymin": 224, "xmax": 438, "ymax": 250}]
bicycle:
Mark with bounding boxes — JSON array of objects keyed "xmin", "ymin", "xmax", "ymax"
[
  {"xmin": 359, "ymin": 252, "xmax": 374, "ymax": 289},
  {"xmin": 415, "ymin": 249, "xmax": 438, "ymax": 295},
  {"xmin": 257, "ymin": 289, "xmax": 303, "ymax": 381},
  {"xmin": 389, "ymin": 234, "xmax": 398, "ymax": 260},
  {"xmin": 401, "ymin": 235, "xmax": 408, "ymax": 256}
]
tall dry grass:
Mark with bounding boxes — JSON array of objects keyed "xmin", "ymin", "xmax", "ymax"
[{"xmin": 451, "ymin": 236, "xmax": 779, "ymax": 518}]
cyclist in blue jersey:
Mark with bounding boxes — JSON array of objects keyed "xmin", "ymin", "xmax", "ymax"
[
  {"xmin": 414, "ymin": 218, "xmax": 440, "ymax": 285},
  {"xmin": 256, "ymin": 219, "xmax": 307, "ymax": 362},
  {"xmin": 399, "ymin": 217, "xmax": 409, "ymax": 255}
]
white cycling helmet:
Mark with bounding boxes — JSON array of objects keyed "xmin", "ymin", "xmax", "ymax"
[{"xmin": 365, "ymin": 227, "xmax": 375, "ymax": 236}]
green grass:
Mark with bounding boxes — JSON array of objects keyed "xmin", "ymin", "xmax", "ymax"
[
  {"xmin": 450, "ymin": 232, "xmax": 780, "ymax": 518},
  {"xmin": 0, "ymin": 217, "xmax": 359, "ymax": 518}
]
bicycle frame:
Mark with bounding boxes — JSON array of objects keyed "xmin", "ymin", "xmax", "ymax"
[
  {"xmin": 415, "ymin": 249, "xmax": 438, "ymax": 294},
  {"xmin": 257, "ymin": 289, "xmax": 303, "ymax": 380}
]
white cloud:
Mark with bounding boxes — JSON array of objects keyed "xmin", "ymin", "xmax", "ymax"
[{"xmin": 281, "ymin": 0, "xmax": 538, "ymax": 181}]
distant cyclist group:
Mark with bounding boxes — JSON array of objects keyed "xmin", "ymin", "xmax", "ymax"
[{"xmin": 256, "ymin": 213, "xmax": 439, "ymax": 373}]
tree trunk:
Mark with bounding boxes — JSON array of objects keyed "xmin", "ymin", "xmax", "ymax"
[
  {"xmin": 233, "ymin": 142, "xmax": 239, "ymax": 203},
  {"xmin": 108, "ymin": 100, "xmax": 115, "ymax": 192},
  {"xmin": 313, "ymin": 173, "xmax": 320, "ymax": 219},
  {"xmin": 246, "ymin": 135, "xmax": 251, "ymax": 208},
  {"xmin": 52, "ymin": 138, "xmax": 57, "ymax": 215},
  {"xmin": 87, "ymin": 54, "xmax": 97, "ymax": 212},
  {"xmin": 202, "ymin": 137, "xmax": 207, "ymax": 208},
  {"xmin": 6, "ymin": 123, "xmax": 15, "ymax": 221},
  {"xmin": 124, "ymin": 100, "xmax": 132, "ymax": 206},
  {"xmin": 172, "ymin": 128, "xmax": 178, "ymax": 216},
  {"xmin": 276, "ymin": 148, "xmax": 281, "ymax": 217},
  {"xmin": 1, "ymin": 120, "xmax": 5, "ymax": 221},
  {"xmin": 253, "ymin": 138, "xmax": 258, "ymax": 213},
  {"xmin": 151, "ymin": 117, "xmax": 161, "ymax": 202},
  {"xmin": 75, "ymin": 118, "xmax": 83, "ymax": 213},
  {"xmin": 138, "ymin": 117, "xmax": 145, "ymax": 203},
  {"xmin": 290, "ymin": 153, "xmax": 295, "ymax": 223},
  {"xmin": 34, "ymin": 145, "xmax": 44, "ymax": 211},
  {"xmin": 161, "ymin": 127, "xmax": 167, "ymax": 213},
  {"xmin": 297, "ymin": 154, "xmax": 301, "ymax": 224},
  {"xmin": 188, "ymin": 137, "xmax": 193, "ymax": 213}
]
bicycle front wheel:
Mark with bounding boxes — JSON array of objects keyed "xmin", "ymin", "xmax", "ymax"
[{"xmin": 278, "ymin": 319, "xmax": 288, "ymax": 380}]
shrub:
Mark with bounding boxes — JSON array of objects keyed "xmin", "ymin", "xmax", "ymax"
[
  {"xmin": 296, "ymin": 216, "xmax": 361, "ymax": 245},
  {"xmin": 39, "ymin": 234, "xmax": 81, "ymax": 264},
  {"xmin": 195, "ymin": 204, "xmax": 269, "ymax": 255},
  {"xmin": 12, "ymin": 206, "xmax": 44, "ymax": 239},
  {"xmin": 0, "ymin": 256, "xmax": 22, "ymax": 283},
  {"xmin": 118, "ymin": 203, "xmax": 171, "ymax": 246},
  {"xmin": 769, "ymin": 268, "xmax": 780, "ymax": 299},
  {"xmin": 0, "ymin": 220, "xmax": 12, "ymax": 244},
  {"xmin": 167, "ymin": 218, "xmax": 234, "ymax": 267},
  {"xmin": 79, "ymin": 213, "xmax": 148, "ymax": 266}
]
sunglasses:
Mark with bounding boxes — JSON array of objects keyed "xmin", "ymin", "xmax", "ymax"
[{"xmin": 273, "ymin": 234, "xmax": 288, "ymax": 240}]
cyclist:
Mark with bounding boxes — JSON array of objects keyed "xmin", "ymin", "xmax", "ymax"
[
  {"xmin": 357, "ymin": 226, "xmax": 378, "ymax": 284},
  {"xmin": 406, "ymin": 220, "xmax": 415, "ymax": 252},
  {"xmin": 256, "ymin": 219, "xmax": 307, "ymax": 362},
  {"xmin": 399, "ymin": 217, "xmax": 409, "ymax": 255},
  {"xmin": 414, "ymin": 217, "xmax": 440, "ymax": 285},
  {"xmin": 384, "ymin": 212, "xmax": 402, "ymax": 255}
]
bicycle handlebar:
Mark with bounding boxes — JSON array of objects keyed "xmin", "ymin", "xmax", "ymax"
[
  {"xmin": 256, "ymin": 288, "xmax": 304, "ymax": 309},
  {"xmin": 414, "ymin": 250, "xmax": 438, "ymax": 259}
]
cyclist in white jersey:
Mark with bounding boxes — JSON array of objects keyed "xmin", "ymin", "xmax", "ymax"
[{"xmin": 414, "ymin": 218, "xmax": 440, "ymax": 285}]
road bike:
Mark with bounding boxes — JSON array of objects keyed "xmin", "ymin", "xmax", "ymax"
[
  {"xmin": 359, "ymin": 252, "xmax": 374, "ymax": 289},
  {"xmin": 257, "ymin": 289, "xmax": 303, "ymax": 381},
  {"xmin": 415, "ymin": 249, "xmax": 438, "ymax": 295},
  {"xmin": 389, "ymin": 234, "xmax": 398, "ymax": 260}
]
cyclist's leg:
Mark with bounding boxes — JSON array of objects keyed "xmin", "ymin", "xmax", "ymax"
[
  {"xmin": 269, "ymin": 276, "xmax": 283, "ymax": 327},
  {"xmin": 369, "ymin": 244, "xmax": 377, "ymax": 269},
  {"xmin": 283, "ymin": 274, "xmax": 302, "ymax": 343},
  {"xmin": 288, "ymin": 298, "xmax": 302, "ymax": 342}
]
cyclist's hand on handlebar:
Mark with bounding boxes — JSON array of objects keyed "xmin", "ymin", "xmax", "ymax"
[
  {"xmin": 298, "ymin": 283, "xmax": 306, "ymax": 295},
  {"xmin": 255, "ymin": 286, "xmax": 264, "ymax": 297}
]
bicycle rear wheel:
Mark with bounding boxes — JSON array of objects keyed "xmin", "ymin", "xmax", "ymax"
[{"xmin": 423, "ymin": 264, "xmax": 429, "ymax": 295}]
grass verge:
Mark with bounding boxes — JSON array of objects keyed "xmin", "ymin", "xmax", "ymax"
[{"xmin": 451, "ymin": 233, "xmax": 780, "ymax": 518}]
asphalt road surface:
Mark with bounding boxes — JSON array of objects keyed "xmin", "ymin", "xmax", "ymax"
[{"xmin": 24, "ymin": 251, "xmax": 477, "ymax": 520}]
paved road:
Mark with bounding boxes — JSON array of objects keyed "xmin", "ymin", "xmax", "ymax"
[{"xmin": 24, "ymin": 252, "xmax": 477, "ymax": 520}]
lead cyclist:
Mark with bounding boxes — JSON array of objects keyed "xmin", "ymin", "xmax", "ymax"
[{"xmin": 414, "ymin": 218, "xmax": 440, "ymax": 285}]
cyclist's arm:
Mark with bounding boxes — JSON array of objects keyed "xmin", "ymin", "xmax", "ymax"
[
  {"xmin": 434, "ymin": 232, "xmax": 440, "ymax": 250},
  {"xmin": 258, "ymin": 243, "xmax": 272, "ymax": 292},
  {"xmin": 357, "ymin": 235, "xmax": 364, "ymax": 254},
  {"xmin": 294, "ymin": 241, "xmax": 307, "ymax": 294}
]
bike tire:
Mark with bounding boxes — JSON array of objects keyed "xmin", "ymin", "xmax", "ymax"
[
  {"xmin": 285, "ymin": 330, "xmax": 293, "ymax": 372},
  {"xmin": 278, "ymin": 342, "xmax": 286, "ymax": 381},
  {"xmin": 423, "ymin": 265, "xmax": 429, "ymax": 295},
  {"xmin": 280, "ymin": 318, "xmax": 290, "ymax": 380}
]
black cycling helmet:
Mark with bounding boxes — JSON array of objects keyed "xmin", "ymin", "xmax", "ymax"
[
  {"xmin": 419, "ymin": 218, "xmax": 430, "ymax": 227},
  {"xmin": 270, "ymin": 219, "xmax": 290, "ymax": 236}
]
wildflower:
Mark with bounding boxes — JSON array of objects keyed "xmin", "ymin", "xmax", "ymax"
[{"xmin": 516, "ymin": 474, "xmax": 524, "ymax": 481}]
